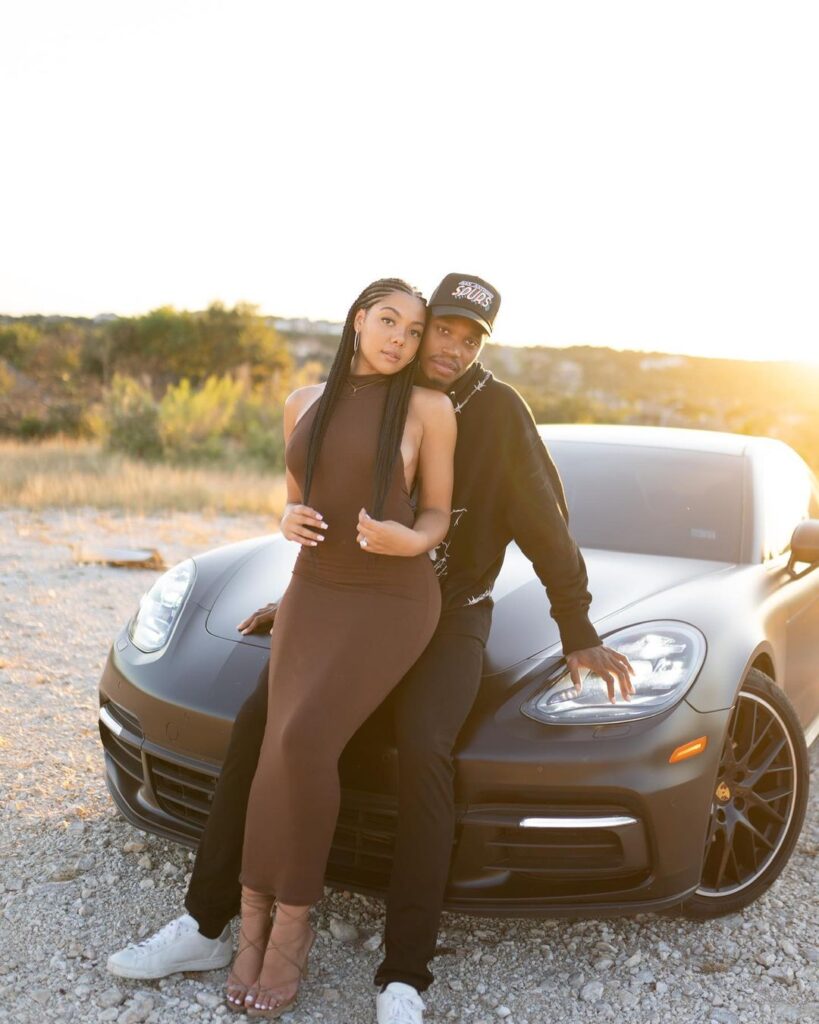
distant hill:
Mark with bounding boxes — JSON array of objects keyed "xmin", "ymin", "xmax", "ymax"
[{"xmin": 1, "ymin": 310, "xmax": 817, "ymax": 471}]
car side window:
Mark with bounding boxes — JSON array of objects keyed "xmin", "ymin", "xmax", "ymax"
[{"xmin": 762, "ymin": 449, "xmax": 815, "ymax": 560}]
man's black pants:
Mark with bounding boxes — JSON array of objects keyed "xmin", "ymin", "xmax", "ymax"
[{"xmin": 184, "ymin": 620, "xmax": 485, "ymax": 993}]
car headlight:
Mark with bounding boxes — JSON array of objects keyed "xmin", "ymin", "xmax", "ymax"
[
  {"xmin": 129, "ymin": 558, "xmax": 196, "ymax": 653},
  {"xmin": 521, "ymin": 620, "xmax": 706, "ymax": 725}
]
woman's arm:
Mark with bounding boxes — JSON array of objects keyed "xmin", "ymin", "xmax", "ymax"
[
  {"xmin": 356, "ymin": 389, "xmax": 456, "ymax": 556},
  {"xmin": 406, "ymin": 389, "xmax": 456, "ymax": 550},
  {"xmin": 279, "ymin": 385, "xmax": 329, "ymax": 547}
]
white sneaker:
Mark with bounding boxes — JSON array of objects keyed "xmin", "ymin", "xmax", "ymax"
[
  {"xmin": 107, "ymin": 913, "xmax": 232, "ymax": 979},
  {"xmin": 376, "ymin": 981, "xmax": 426, "ymax": 1024}
]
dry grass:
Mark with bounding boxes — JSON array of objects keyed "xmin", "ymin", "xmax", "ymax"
[{"xmin": 0, "ymin": 436, "xmax": 287, "ymax": 516}]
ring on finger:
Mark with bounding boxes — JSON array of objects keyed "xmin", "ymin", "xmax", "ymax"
[{"xmin": 360, "ymin": 538, "xmax": 368, "ymax": 547}]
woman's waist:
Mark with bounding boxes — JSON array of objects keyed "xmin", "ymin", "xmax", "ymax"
[{"xmin": 293, "ymin": 544, "xmax": 437, "ymax": 588}]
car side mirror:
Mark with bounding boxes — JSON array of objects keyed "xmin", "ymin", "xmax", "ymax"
[{"xmin": 786, "ymin": 518, "xmax": 819, "ymax": 577}]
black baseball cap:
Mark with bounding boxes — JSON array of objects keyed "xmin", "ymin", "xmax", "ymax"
[{"xmin": 427, "ymin": 273, "xmax": 501, "ymax": 336}]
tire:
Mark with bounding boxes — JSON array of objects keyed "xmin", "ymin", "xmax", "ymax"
[{"xmin": 680, "ymin": 668, "xmax": 810, "ymax": 920}]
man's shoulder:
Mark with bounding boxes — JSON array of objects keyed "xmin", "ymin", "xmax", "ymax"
[
  {"xmin": 485, "ymin": 374, "xmax": 527, "ymax": 406},
  {"xmin": 479, "ymin": 375, "xmax": 535, "ymax": 427}
]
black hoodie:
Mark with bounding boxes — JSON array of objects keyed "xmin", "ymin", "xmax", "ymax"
[{"xmin": 429, "ymin": 360, "xmax": 603, "ymax": 656}]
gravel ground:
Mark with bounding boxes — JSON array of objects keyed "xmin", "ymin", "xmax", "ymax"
[{"xmin": 1, "ymin": 507, "xmax": 817, "ymax": 1024}]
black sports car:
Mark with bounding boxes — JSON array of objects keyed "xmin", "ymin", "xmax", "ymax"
[{"xmin": 98, "ymin": 424, "xmax": 819, "ymax": 919}]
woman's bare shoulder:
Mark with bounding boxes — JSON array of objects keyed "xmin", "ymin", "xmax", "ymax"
[
  {"xmin": 285, "ymin": 383, "xmax": 326, "ymax": 415},
  {"xmin": 410, "ymin": 386, "xmax": 455, "ymax": 422}
]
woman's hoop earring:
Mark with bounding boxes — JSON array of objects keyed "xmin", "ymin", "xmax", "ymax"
[{"xmin": 353, "ymin": 331, "xmax": 360, "ymax": 354}]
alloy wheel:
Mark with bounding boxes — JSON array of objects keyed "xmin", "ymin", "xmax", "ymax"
[{"xmin": 696, "ymin": 690, "xmax": 798, "ymax": 897}]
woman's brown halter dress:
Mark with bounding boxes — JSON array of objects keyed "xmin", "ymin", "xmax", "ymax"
[{"xmin": 240, "ymin": 372, "xmax": 442, "ymax": 903}]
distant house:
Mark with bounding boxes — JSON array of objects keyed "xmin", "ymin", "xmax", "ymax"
[
  {"xmin": 639, "ymin": 354, "xmax": 685, "ymax": 371},
  {"xmin": 270, "ymin": 317, "xmax": 342, "ymax": 337}
]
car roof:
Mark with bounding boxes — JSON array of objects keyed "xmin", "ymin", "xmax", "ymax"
[{"xmin": 536, "ymin": 422, "xmax": 779, "ymax": 457}]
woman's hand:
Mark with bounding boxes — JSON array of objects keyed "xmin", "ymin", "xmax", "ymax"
[
  {"xmin": 356, "ymin": 508, "xmax": 425, "ymax": 557},
  {"xmin": 280, "ymin": 503, "xmax": 328, "ymax": 546}
]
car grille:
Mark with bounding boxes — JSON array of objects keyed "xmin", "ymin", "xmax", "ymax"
[
  {"xmin": 100, "ymin": 702, "xmax": 651, "ymax": 898},
  {"xmin": 147, "ymin": 754, "xmax": 218, "ymax": 827},
  {"xmin": 328, "ymin": 795, "xmax": 397, "ymax": 874},
  {"xmin": 99, "ymin": 701, "xmax": 144, "ymax": 786},
  {"xmin": 98, "ymin": 703, "xmax": 408, "ymax": 877},
  {"xmin": 486, "ymin": 824, "xmax": 624, "ymax": 872},
  {"xmin": 454, "ymin": 805, "xmax": 651, "ymax": 899}
]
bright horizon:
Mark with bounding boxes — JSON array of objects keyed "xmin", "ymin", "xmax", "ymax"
[{"xmin": 2, "ymin": 1, "xmax": 818, "ymax": 365}]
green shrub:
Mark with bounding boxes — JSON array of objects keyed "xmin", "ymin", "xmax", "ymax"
[
  {"xmin": 102, "ymin": 373, "xmax": 162, "ymax": 458},
  {"xmin": 232, "ymin": 382, "xmax": 286, "ymax": 470},
  {"xmin": 158, "ymin": 373, "xmax": 244, "ymax": 463}
]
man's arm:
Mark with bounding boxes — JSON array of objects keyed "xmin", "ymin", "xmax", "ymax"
[
  {"xmin": 502, "ymin": 392, "xmax": 602, "ymax": 656},
  {"xmin": 501, "ymin": 392, "xmax": 635, "ymax": 701}
]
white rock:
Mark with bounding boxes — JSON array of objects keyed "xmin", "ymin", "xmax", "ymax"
[
  {"xmin": 623, "ymin": 951, "xmax": 642, "ymax": 968},
  {"xmin": 496, "ymin": 1007, "xmax": 511, "ymax": 1018},
  {"xmin": 98, "ymin": 987, "xmax": 126, "ymax": 1009},
  {"xmin": 709, "ymin": 1010, "xmax": 738, "ymax": 1024},
  {"xmin": 195, "ymin": 991, "xmax": 221, "ymax": 1009},
  {"xmin": 362, "ymin": 932, "xmax": 382, "ymax": 951},
  {"xmin": 329, "ymin": 917, "xmax": 358, "ymax": 943},
  {"xmin": 117, "ymin": 999, "xmax": 153, "ymax": 1024},
  {"xmin": 580, "ymin": 981, "xmax": 605, "ymax": 1002}
]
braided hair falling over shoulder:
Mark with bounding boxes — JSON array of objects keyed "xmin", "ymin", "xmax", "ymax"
[{"xmin": 301, "ymin": 278, "xmax": 426, "ymax": 522}]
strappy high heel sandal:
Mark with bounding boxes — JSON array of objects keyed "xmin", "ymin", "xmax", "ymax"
[
  {"xmin": 225, "ymin": 889, "xmax": 275, "ymax": 1012},
  {"xmin": 245, "ymin": 903, "xmax": 317, "ymax": 1019}
]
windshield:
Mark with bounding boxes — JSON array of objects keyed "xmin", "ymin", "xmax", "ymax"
[{"xmin": 546, "ymin": 441, "xmax": 745, "ymax": 562}]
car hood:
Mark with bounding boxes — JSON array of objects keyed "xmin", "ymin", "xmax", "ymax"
[
  {"xmin": 481, "ymin": 545, "xmax": 734, "ymax": 673},
  {"xmin": 202, "ymin": 536, "xmax": 733, "ymax": 674}
]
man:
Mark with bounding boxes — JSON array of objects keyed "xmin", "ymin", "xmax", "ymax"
[{"xmin": 108, "ymin": 273, "xmax": 635, "ymax": 1023}]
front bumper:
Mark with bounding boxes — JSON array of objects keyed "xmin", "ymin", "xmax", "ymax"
[{"xmin": 98, "ymin": 640, "xmax": 731, "ymax": 917}]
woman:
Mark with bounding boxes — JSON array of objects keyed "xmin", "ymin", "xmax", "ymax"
[{"xmin": 225, "ymin": 278, "xmax": 456, "ymax": 1017}]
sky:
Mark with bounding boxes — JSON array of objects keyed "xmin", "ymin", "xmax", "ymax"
[{"xmin": 2, "ymin": 1, "xmax": 818, "ymax": 364}]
